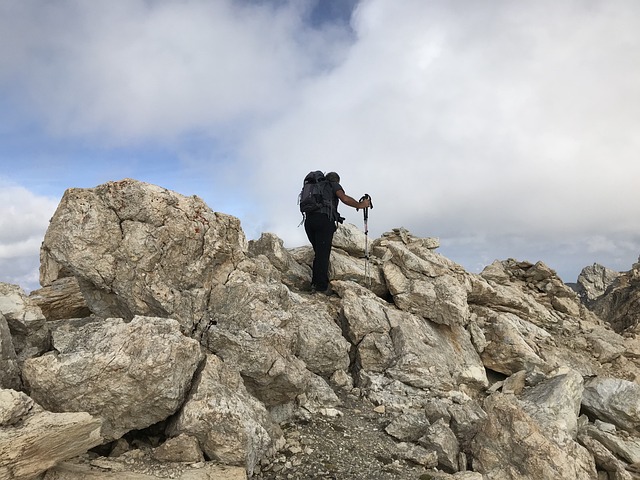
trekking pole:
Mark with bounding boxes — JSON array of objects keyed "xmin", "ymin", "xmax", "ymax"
[{"xmin": 358, "ymin": 194, "xmax": 373, "ymax": 287}]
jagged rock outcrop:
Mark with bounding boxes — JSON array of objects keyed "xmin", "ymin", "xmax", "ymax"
[
  {"xmin": 0, "ymin": 313, "xmax": 22, "ymax": 390},
  {"xmin": 469, "ymin": 259, "xmax": 624, "ymax": 379},
  {"xmin": 248, "ymin": 233, "xmax": 311, "ymax": 291},
  {"xmin": 3, "ymin": 178, "xmax": 640, "ymax": 479},
  {"xmin": 167, "ymin": 354, "xmax": 282, "ymax": 475},
  {"xmin": 471, "ymin": 389, "xmax": 597, "ymax": 479},
  {"xmin": 22, "ymin": 316, "xmax": 203, "ymax": 441},
  {"xmin": 576, "ymin": 263, "xmax": 621, "ymax": 304},
  {"xmin": 0, "ymin": 283, "xmax": 50, "ymax": 365},
  {"xmin": 199, "ymin": 255, "xmax": 349, "ymax": 408},
  {"xmin": 582, "ymin": 377, "xmax": 640, "ymax": 434},
  {"xmin": 375, "ymin": 230, "xmax": 469, "ymax": 326},
  {"xmin": 588, "ymin": 260, "xmax": 640, "ymax": 333},
  {"xmin": 332, "ymin": 280, "xmax": 487, "ymax": 393},
  {"xmin": 40, "ymin": 179, "xmax": 247, "ymax": 335}
]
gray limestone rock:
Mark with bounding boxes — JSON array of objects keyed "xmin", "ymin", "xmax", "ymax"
[
  {"xmin": 582, "ymin": 377, "xmax": 640, "ymax": 434},
  {"xmin": 29, "ymin": 277, "xmax": 91, "ymax": 322},
  {"xmin": 590, "ymin": 263, "xmax": 640, "ymax": 332},
  {"xmin": 167, "ymin": 355, "xmax": 281, "ymax": 476},
  {"xmin": 40, "ymin": 179, "xmax": 247, "ymax": 335},
  {"xmin": 471, "ymin": 393, "xmax": 597, "ymax": 479},
  {"xmin": 0, "ymin": 282, "xmax": 51, "ymax": 364},
  {"xmin": 22, "ymin": 316, "xmax": 203, "ymax": 441},
  {"xmin": 0, "ymin": 389, "xmax": 102, "ymax": 480},
  {"xmin": 2, "ymin": 180, "xmax": 640, "ymax": 478},
  {"xmin": 248, "ymin": 232, "xmax": 311, "ymax": 291},
  {"xmin": 576, "ymin": 263, "xmax": 621, "ymax": 303},
  {"xmin": 0, "ymin": 313, "xmax": 21, "ymax": 390}
]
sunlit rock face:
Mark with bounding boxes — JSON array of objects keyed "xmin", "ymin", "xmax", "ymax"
[{"xmin": 1, "ymin": 179, "xmax": 640, "ymax": 478}]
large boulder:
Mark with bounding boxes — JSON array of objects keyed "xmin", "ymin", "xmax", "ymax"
[
  {"xmin": 332, "ymin": 281, "xmax": 487, "ymax": 393},
  {"xmin": 590, "ymin": 261, "xmax": 640, "ymax": 332},
  {"xmin": 332, "ymin": 222, "xmax": 368, "ymax": 257},
  {"xmin": 22, "ymin": 316, "xmax": 203, "ymax": 441},
  {"xmin": 473, "ymin": 308, "xmax": 548, "ymax": 376},
  {"xmin": 582, "ymin": 377, "xmax": 640, "ymax": 434},
  {"xmin": 40, "ymin": 179, "xmax": 247, "ymax": 334},
  {"xmin": 471, "ymin": 393, "xmax": 596, "ymax": 479},
  {"xmin": 202, "ymin": 256, "xmax": 349, "ymax": 406},
  {"xmin": 519, "ymin": 369, "xmax": 584, "ymax": 443},
  {"xmin": 375, "ymin": 230, "xmax": 470, "ymax": 326},
  {"xmin": 417, "ymin": 418, "xmax": 460, "ymax": 473},
  {"xmin": 167, "ymin": 355, "xmax": 283, "ymax": 476},
  {"xmin": 469, "ymin": 259, "xmax": 623, "ymax": 379},
  {"xmin": 575, "ymin": 263, "xmax": 621, "ymax": 304}
]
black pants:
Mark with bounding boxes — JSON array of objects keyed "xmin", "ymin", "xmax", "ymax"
[{"xmin": 304, "ymin": 212, "xmax": 335, "ymax": 291}]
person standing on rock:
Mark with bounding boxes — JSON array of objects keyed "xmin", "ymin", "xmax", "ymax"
[{"xmin": 304, "ymin": 171, "xmax": 371, "ymax": 295}]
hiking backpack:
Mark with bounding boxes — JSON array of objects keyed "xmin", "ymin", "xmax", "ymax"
[{"xmin": 298, "ymin": 171, "xmax": 336, "ymax": 222}]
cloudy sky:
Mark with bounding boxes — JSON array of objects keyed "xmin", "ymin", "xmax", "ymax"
[{"xmin": 1, "ymin": 0, "xmax": 639, "ymax": 292}]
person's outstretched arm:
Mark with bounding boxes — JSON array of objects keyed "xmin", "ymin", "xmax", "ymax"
[{"xmin": 336, "ymin": 190, "xmax": 371, "ymax": 209}]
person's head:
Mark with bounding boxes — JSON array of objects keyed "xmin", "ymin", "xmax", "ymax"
[{"xmin": 325, "ymin": 172, "xmax": 340, "ymax": 183}]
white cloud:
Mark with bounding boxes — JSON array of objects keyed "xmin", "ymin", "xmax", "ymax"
[
  {"xmin": 246, "ymin": 0, "xmax": 640, "ymax": 281},
  {"xmin": 0, "ymin": 0, "xmax": 350, "ymax": 143},
  {"xmin": 0, "ymin": 181, "xmax": 58, "ymax": 291},
  {"xmin": 1, "ymin": 0, "xmax": 640, "ymax": 286}
]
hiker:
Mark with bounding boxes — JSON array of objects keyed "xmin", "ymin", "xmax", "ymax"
[{"xmin": 304, "ymin": 171, "xmax": 371, "ymax": 295}]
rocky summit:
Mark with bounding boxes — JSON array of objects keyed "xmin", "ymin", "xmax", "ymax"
[{"xmin": 2, "ymin": 178, "xmax": 640, "ymax": 480}]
